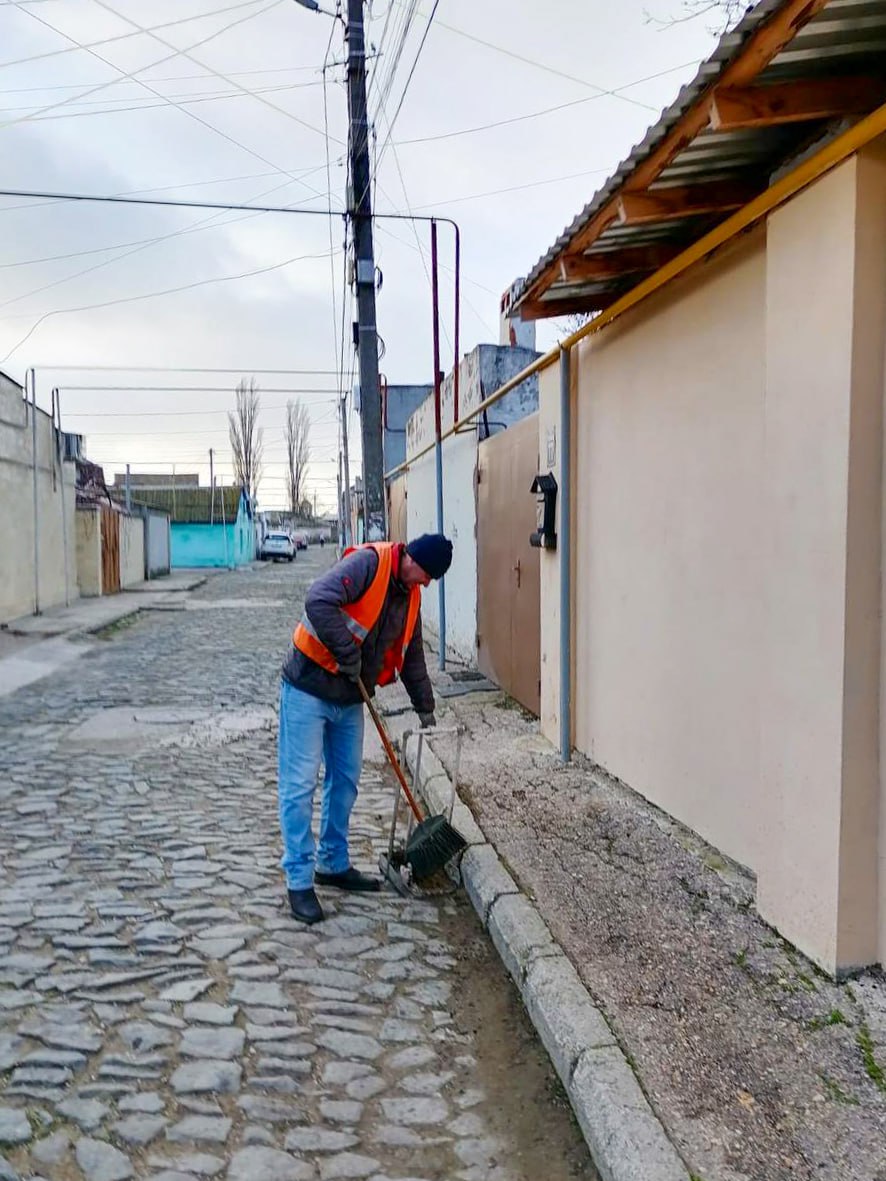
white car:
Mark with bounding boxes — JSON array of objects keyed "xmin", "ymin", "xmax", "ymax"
[{"xmin": 261, "ymin": 532, "xmax": 295, "ymax": 562}]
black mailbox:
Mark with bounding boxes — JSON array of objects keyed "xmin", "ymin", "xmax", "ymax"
[{"xmin": 530, "ymin": 472, "xmax": 558, "ymax": 550}]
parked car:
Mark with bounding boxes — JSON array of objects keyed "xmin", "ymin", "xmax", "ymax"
[
  {"xmin": 293, "ymin": 532, "xmax": 309, "ymax": 551},
  {"xmin": 260, "ymin": 532, "xmax": 295, "ymax": 562}
]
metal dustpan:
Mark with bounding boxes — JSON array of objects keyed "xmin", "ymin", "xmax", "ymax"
[{"xmin": 379, "ymin": 726, "xmax": 464, "ymax": 898}]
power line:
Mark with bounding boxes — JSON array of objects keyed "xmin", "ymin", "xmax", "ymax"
[
  {"xmin": 0, "ymin": 165, "xmax": 331, "ymax": 216},
  {"xmin": 409, "ymin": 5, "xmax": 659, "ymax": 112},
  {"xmin": 393, "ymin": 59, "xmax": 701, "ymax": 146},
  {"xmin": 406, "ymin": 165, "xmax": 614, "ymax": 210},
  {"xmin": 0, "ymin": 0, "xmax": 276, "ymax": 73},
  {"xmin": 0, "ymin": 67, "xmax": 328, "ymax": 98},
  {"xmin": 2, "ymin": 79, "xmax": 330, "ymax": 123},
  {"xmin": 0, "ymin": 174, "xmax": 302, "ymax": 312},
  {"xmin": 373, "ymin": 0, "xmax": 439, "ymax": 171},
  {"xmin": 6, "ymin": 0, "xmax": 339, "ymax": 219},
  {"xmin": 0, "ymin": 0, "xmax": 285, "ymax": 130},
  {"xmin": 90, "ymin": 0, "xmax": 345, "ymax": 145},
  {"xmin": 40, "ymin": 365, "xmax": 347, "ymax": 374},
  {"xmin": 0, "ymin": 164, "xmax": 335, "ymax": 271},
  {"xmin": 0, "ymin": 246, "xmax": 338, "ymax": 363}
]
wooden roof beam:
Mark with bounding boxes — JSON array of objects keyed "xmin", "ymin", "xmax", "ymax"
[
  {"xmin": 617, "ymin": 181, "xmax": 762, "ymax": 224},
  {"xmin": 710, "ymin": 76, "xmax": 886, "ymax": 130},
  {"xmin": 558, "ymin": 244, "xmax": 684, "ymax": 283},
  {"xmin": 519, "ymin": 0, "xmax": 831, "ymax": 304},
  {"xmin": 519, "ymin": 294, "xmax": 613, "ymax": 322}
]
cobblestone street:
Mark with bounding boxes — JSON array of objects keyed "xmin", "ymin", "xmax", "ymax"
[{"xmin": 0, "ymin": 553, "xmax": 593, "ymax": 1181}]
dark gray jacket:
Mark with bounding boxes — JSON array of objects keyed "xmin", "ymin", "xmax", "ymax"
[{"xmin": 282, "ymin": 546, "xmax": 435, "ymax": 714}]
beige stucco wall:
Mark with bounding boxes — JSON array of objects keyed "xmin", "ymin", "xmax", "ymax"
[
  {"xmin": 758, "ymin": 149, "xmax": 886, "ymax": 972},
  {"xmin": 75, "ymin": 508, "xmax": 102, "ymax": 597},
  {"xmin": 569, "ymin": 230, "xmax": 767, "ymax": 873},
  {"xmin": 0, "ymin": 382, "xmax": 78, "ymax": 623},
  {"xmin": 540, "ymin": 145, "xmax": 886, "ymax": 973},
  {"xmin": 120, "ymin": 513, "xmax": 145, "ymax": 588}
]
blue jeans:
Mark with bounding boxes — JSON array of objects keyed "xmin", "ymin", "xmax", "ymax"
[{"xmin": 277, "ymin": 680, "xmax": 365, "ymax": 890}]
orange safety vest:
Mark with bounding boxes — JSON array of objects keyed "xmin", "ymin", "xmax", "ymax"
[{"xmin": 292, "ymin": 542, "xmax": 420, "ymax": 686}]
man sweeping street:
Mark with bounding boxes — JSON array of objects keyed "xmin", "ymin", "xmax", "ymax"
[{"xmin": 278, "ymin": 533, "xmax": 453, "ymax": 924}]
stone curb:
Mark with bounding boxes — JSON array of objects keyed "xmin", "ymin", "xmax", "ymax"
[{"xmin": 401, "ymin": 729, "xmax": 691, "ymax": 1181}]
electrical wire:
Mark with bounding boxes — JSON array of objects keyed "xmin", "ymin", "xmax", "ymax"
[
  {"xmin": 89, "ymin": 0, "xmax": 345, "ymax": 145},
  {"xmin": 0, "ymin": 0, "xmax": 278, "ymax": 74},
  {"xmin": 375, "ymin": 102, "xmax": 451, "ymax": 351},
  {"xmin": 372, "ymin": 0, "xmax": 440, "ymax": 171},
  {"xmin": 406, "ymin": 5, "xmax": 660, "ymax": 112},
  {"xmin": 0, "ymin": 64, "xmax": 334, "ymax": 97},
  {"xmin": 1, "ymin": 79, "xmax": 330, "ymax": 123},
  {"xmin": 372, "ymin": 0, "xmax": 417, "ymax": 117},
  {"xmin": 1, "ymin": 0, "xmax": 336, "ymax": 211},
  {"xmin": 0, "ymin": 246, "xmax": 339, "ymax": 363},
  {"xmin": 393, "ymin": 58, "xmax": 701, "ymax": 146},
  {"xmin": 405, "ymin": 165, "xmax": 614, "ymax": 210},
  {"xmin": 0, "ymin": 174, "xmax": 314, "ymax": 311},
  {"xmin": 322, "ymin": 12, "xmax": 342, "ymax": 438},
  {"xmin": 0, "ymin": 164, "xmax": 334, "ymax": 272}
]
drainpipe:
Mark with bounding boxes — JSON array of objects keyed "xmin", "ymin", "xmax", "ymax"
[
  {"xmin": 559, "ymin": 346, "xmax": 572, "ymax": 763},
  {"xmin": 452, "ymin": 221, "xmax": 460, "ymax": 423},
  {"xmin": 431, "ymin": 219, "xmax": 446, "ymax": 671},
  {"xmin": 28, "ymin": 368, "xmax": 40, "ymax": 615}
]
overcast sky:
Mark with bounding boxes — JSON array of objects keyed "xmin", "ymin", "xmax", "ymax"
[{"xmin": 0, "ymin": 0, "xmax": 726, "ymax": 511}]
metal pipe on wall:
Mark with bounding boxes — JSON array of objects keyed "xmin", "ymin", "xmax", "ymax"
[
  {"xmin": 559, "ymin": 347, "xmax": 572, "ymax": 763},
  {"xmin": 452, "ymin": 222, "xmax": 460, "ymax": 424},
  {"xmin": 431, "ymin": 219, "xmax": 447, "ymax": 671},
  {"xmin": 28, "ymin": 368, "xmax": 40, "ymax": 615}
]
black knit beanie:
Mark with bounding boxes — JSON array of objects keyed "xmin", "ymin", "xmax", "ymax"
[{"xmin": 405, "ymin": 533, "xmax": 453, "ymax": 579}]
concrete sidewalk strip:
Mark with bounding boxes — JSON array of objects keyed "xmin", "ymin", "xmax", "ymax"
[
  {"xmin": 124, "ymin": 572, "xmax": 208, "ymax": 594},
  {"xmin": 0, "ymin": 636, "xmax": 89, "ymax": 699},
  {"xmin": 6, "ymin": 595, "xmax": 150, "ymax": 637},
  {"xmin": 404, "ymin": 728, "xmax": 692, "ymax": 1181}
]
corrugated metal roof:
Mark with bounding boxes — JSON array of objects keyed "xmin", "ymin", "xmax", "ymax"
[
  {"xmin": 515, "ymin": 0, "xmax": 886, "ymax": 316},
  {"xmin": 129, "ymin": 486, "xmax": 247, "ymax": 524}
]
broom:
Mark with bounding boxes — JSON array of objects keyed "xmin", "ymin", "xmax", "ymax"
[{"xmin": 358, "ymin": 679, "xmax": 467, "ymax": 880}]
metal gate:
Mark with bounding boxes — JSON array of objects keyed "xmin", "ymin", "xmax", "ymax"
[
  {"xmin": 100, "ymin": 506, "xmax": 121, "ymax": 594},
  {"xmin": 477, "ymin": 413, "xmax": 540, "ymax": 714}
]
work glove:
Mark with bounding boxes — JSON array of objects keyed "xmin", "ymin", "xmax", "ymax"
[
  {"xmin": 418, "ymin": 711, "xmax": 436, "ymax": 729},
  {"xmin": 339, "ymin": 655, "xmax": 362, "ymax": 683}
]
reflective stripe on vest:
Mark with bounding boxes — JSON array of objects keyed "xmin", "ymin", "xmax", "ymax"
[{"xmin": 292, "ymin": 543, "xmax": 419, "ymax": 682}]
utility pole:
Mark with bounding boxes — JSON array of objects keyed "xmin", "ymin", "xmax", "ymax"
[{"xmin": 346, "ymin": 0, "xmax": 385, "ymax": 541}]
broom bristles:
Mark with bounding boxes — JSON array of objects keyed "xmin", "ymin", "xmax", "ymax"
[{"xmin": 405, "ymin": 814, "xmax": 467, "ymax": 881}]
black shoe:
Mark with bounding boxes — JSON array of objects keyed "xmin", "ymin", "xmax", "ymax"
[
  {"xmin": 314, "ymin": 866, "xmax": 381, "ymax": 892},
  {"xmin": 287, "ymin": 887, "xmax": 324, "ymax": 924}
]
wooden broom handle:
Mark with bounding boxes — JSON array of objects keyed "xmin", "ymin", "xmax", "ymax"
[{"xmin": 357, "ymin": 678, "xmax": 425, "ymax": 824}]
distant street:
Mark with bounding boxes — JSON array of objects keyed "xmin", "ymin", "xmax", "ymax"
[{"xmin": 0, "ymin": 552, "xmax": 594, "ymax": 1181}]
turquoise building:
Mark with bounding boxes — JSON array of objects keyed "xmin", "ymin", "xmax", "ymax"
[{"xmin": 134, "ymin": 486, "xmax": 255, "ymax": 568}]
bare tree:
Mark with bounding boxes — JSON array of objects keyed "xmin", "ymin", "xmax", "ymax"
[
  {"xmin": 558, "ymin": 311, "xmax": 593, "ymax": 341},
  {"xmin": 228, "ymin": 378, "xmax": 263, "ymax": 509},
  {"xmin": 646, "ymin": 1, "xmax": 747, "ymax": 32},
  {"xmin": 285, "ymin": 398, "xmax": 311, "ymax": 521}
]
